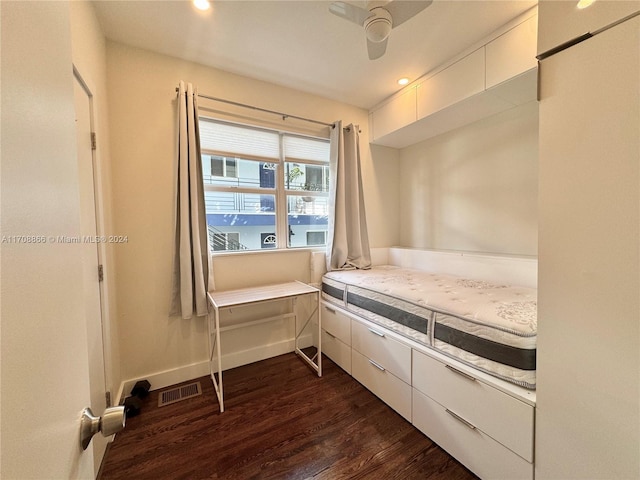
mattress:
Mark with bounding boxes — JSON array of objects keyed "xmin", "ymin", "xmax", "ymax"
[{"xmin": 322, "ymin": 266, "xmax": 537, "ymax": 389}]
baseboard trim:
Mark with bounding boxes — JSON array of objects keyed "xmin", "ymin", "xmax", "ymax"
[
  {"xmin": 116, "ymin": 360, "xmax": 210, "ymax": 404},
  {"xmin": 117, "ymin": 336, "xmax": 314, "ymax": 404},
  {"xmin": 217, "ymin": 340, "xmax": 294, "ymax": 372}
]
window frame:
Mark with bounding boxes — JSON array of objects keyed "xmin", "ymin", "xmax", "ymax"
[{"xmin": 200, "ymin": 117, "xmax": 330, "ymax": 252}]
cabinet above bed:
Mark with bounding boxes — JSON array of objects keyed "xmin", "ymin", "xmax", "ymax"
[{"xmin": 369, "ymin": 10, "xmax": 538, "ymax": 149}]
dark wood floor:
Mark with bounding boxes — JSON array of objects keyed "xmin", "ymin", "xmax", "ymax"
[{"xmin": 99, "ymin": 354, "xmax": 477, "ymax": 480}]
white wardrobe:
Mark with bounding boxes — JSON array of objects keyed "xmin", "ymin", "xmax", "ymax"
[{"xmin": 537, "ymin": 2, "xmax": 640, "ymax": 478}]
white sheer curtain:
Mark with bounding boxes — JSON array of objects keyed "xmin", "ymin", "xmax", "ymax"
[
  {"xmin": 327, "ymin": 121, "xmax": 372, "ymax": 271},
  {"xmin": 170, "ymin": 81, "xmax": 213, "ymax": 319}
]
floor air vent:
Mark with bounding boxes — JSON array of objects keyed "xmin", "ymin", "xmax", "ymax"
[{"xmin": 158, "ymin": 382, "xmax": 202, "ymax": 407}]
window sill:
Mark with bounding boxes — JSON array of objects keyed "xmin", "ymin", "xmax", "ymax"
[{"xmin": 210, "ymin": 246, "xmax": 326, "ymax": 258}]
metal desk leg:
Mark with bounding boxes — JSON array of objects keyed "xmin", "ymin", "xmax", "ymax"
[
  {"xmin": 209, "ymin": 305, "xmax": 224, "ymax": 413},
  {"xmin": 317, "ymin": 290, "xmax": 322, "ymax": 377},
  {"xmin": 293, "ymin": 293, "xmax": 322, "ymax": 376}
]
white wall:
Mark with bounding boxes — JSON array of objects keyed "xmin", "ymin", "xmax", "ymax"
[
  {"xmin": 105, "ymin": 42, "xmax": 399, "ymax": 389},
  {"xmin": 1, "ymin": 1, "xmax": 95, "ymax": 477},
  {"xmin": 399, "ymin": 101, "xmax": 538, "ymax": 256},
  {"xmin": 388, "ymin": 247, "xmax": 537, "ymax": 288},
  {"xmin": 369, "ymin": 144, "xmax": 401, "ymax": 247},
  {"xmin": 69, "ymin": 0, "xmax": 121, "ymax": 407}
]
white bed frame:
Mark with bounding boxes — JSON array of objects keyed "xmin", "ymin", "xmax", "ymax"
[{"xmin": 320, "ymin": 247, "xmax": 538, "ymax": 480}]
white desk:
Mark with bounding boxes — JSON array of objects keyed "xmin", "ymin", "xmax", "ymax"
[{"xmin": 207, "ymin": 281, "xmax": 321, "ymax": 412}]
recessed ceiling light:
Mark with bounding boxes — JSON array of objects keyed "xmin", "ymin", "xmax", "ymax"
[
  {"xmin": 193, "ymin": 0, "xmax": 211, "ymax": 11},
  {"xmin": 398, "ymin": 77, "xmax": 410, "ymax": 86},
  {"xmin": 577, "ymin": 0, "xmax": 595, "ymax": 9}
]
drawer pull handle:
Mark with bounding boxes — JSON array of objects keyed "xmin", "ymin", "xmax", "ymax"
[
  {"xmin": 445, "ymin": 409, "xmax": 477, "ymax": 430},
  {"xmin": 445, "ymin": 364, "xmax": 477, "ymax": 382},
  {"xmin": 325, "ymin": 306, "xmax": 336, "ymax": 314},
  {"xmin": 368, "ymin": 328, "xmax": 385, "ymax": 338},
  {"xmin": 324, "ymin": 330, "xmax": 336, "ymax": 339},
  {"xmin": 368, "ymin": 359, "xmax": 386, "ymax": 372}
]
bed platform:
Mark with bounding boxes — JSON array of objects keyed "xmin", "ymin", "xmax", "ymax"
[
  {"xmin": 322, "ymin": 265, "xmax": 537, "ymax": 389},
  {"xmin": 318, "ymin": 249, "xmax": 537, "ymax": 479}
]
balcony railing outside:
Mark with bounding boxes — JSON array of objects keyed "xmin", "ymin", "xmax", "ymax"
[{"xmin": 208, "ymin": 225, "xmax": 248, "ymax": 251}]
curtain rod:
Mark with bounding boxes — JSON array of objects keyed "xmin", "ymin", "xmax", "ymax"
[{"xmin": 176, "ymin": 87, "xmax": 335, "ymax": 129}]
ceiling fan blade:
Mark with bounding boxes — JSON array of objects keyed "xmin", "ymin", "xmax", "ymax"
[
  {"xmin": 384, "ymin": 0, "xmax": 433, "ymax": 28},
  {"xmin": 329, "ymin": 1, "xmax": 374, "ymax": 26},
  {"xmin": 367, "ymin": 37, "xmax": 388, "ymax": 60}
]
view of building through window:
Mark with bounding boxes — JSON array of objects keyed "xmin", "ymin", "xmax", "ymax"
[{"xmin": 200, "ymin": 119, "xmax": 330, "ymax": 251}]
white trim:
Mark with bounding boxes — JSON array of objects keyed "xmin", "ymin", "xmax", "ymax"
[
  {"xmin": 117, "ymin": 361, "xmax": 210, "ymax": 404},
  {"xmin": 213, "ymin": 334, "xmax": 313, "ymax": 372},
  {"xmin": 211, "ymin": 245, "xmax": 325, "ymax": 259},
  {"xmin": 72, "ymin": 64, "xmax": 115, "ymax": 403},
  {"xmin": 276, "ymin": 133, "xmax": 287, "ymax": 248},
  {"xmin": 203, "ymin": 184, "xmax": 276, "ymax": 195},
  {"xmin": 116, "ymin": 334, "xmax": 315, "ymax": 404}
]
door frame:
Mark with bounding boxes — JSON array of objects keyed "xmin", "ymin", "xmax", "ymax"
[{"xmin": 73, "ymin": 65, "xmax": 114, "ymax": 406}]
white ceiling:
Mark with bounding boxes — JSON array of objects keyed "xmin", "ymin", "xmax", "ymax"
[{"xmin": 93, "ymin": 0, "xmax": 537, "ymax": 109}]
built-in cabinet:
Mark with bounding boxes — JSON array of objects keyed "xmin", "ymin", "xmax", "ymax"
[
  {"xmin": 416, "ymin": 48, "xmax": 485, "ymax": 121},
  {"xmin": 536, "ymin": 4, "xmax": 640, "ymax": 478},
  {"xmin": 485, "ymin": 14, "xmax": 537, "ymax": 89},
  {"xmin": 369, "ymin": 87, "xmax": 416, "ymax": 140},
  {"xmin": 537, "ymin": 1, "xmax": 640, "ymax": 56},
  {"xmin": 321, "ymin": 300, "xmax": 536, "ymax": 480},
  {"xmin": 369, "ymin": 10, "xmax": 538, "ymax": 148}
]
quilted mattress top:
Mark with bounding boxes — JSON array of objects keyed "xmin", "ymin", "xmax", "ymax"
[{"xmin": 323, "ymin": 265, "xmax": 537, "ymax": 337}]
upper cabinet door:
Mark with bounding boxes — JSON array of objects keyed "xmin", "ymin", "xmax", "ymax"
[
  {"xmin": 417, "ymin": 48, "xmax": 485, "ymax": 120},
  {"xmin": 538, "ymin": 0, "xmax": 640, "ymax": 55},
  {"xmin": 486, "ymin": 15, "xmax": 538, "ymax": 89},
  {"xmin": 371, "ymin": 86, "xmax": 417, "ymax": 140}
]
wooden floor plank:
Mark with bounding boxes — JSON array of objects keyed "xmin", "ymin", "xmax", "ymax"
[{"xmin": 99, "ymin": 354, "xmax": 477, "ymax": 480}]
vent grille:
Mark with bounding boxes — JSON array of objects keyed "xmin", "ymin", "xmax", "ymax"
[{"xmin": 158, "ymin": 382, "xmax": 202, "ymax": 407}]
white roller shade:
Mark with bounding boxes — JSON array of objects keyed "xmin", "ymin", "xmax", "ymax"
[
  {"xmin": 284, "ymin": 134, "xmax": 330, "ymax": 163},
  {"xmin": 200, "ymin": 119, "xmax": 280, "ymax": 160}
]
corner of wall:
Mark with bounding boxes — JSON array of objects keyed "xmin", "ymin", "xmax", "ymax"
[{"xmin": 370, "ymin": 247, "xmax": 390, "ymax": 265}]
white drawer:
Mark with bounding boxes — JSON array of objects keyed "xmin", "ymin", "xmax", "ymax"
[
  {"xmin": 321, "ymin": 303, "xmax": 351, "ymax": 346},
  {"xmin": 412, "ymin": 349, "xmax": 534, "ymax": 462},
  {"xmin": 352, "ymin": 349, "xmax": 412, "ymax": 421},
  {"xmin": 322, "ymin": 329, "xmax": 351, "ymax": 374},
  {"xmin": 413, "ymin": 388, "xmax": 533, "ymax": 480},
  {"xmin": 351, "ymin": 320, "xmax": 411, "ymax": 384}
]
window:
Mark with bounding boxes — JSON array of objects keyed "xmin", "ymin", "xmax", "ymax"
[
  {"xmin": 261, "ymin": 233, "xmax": 277, "ymax": 249},
  {"xmin": 200, "ymin": 118, "xmax": 330, "ymax": 252},
  {"xmin": 306, "ymin": 231, "xmax": 327, "ymax": 246},
  {"xmin": 210, "ymin": 232, "xmax": 241, "ymax": 251},
  {"xmin": 304, "ymin": 165, "xmax": 327, "ymax": 191},
  {"xmin": 210, "ymin": 156, "xmax": 237, "ymax": 178}
]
